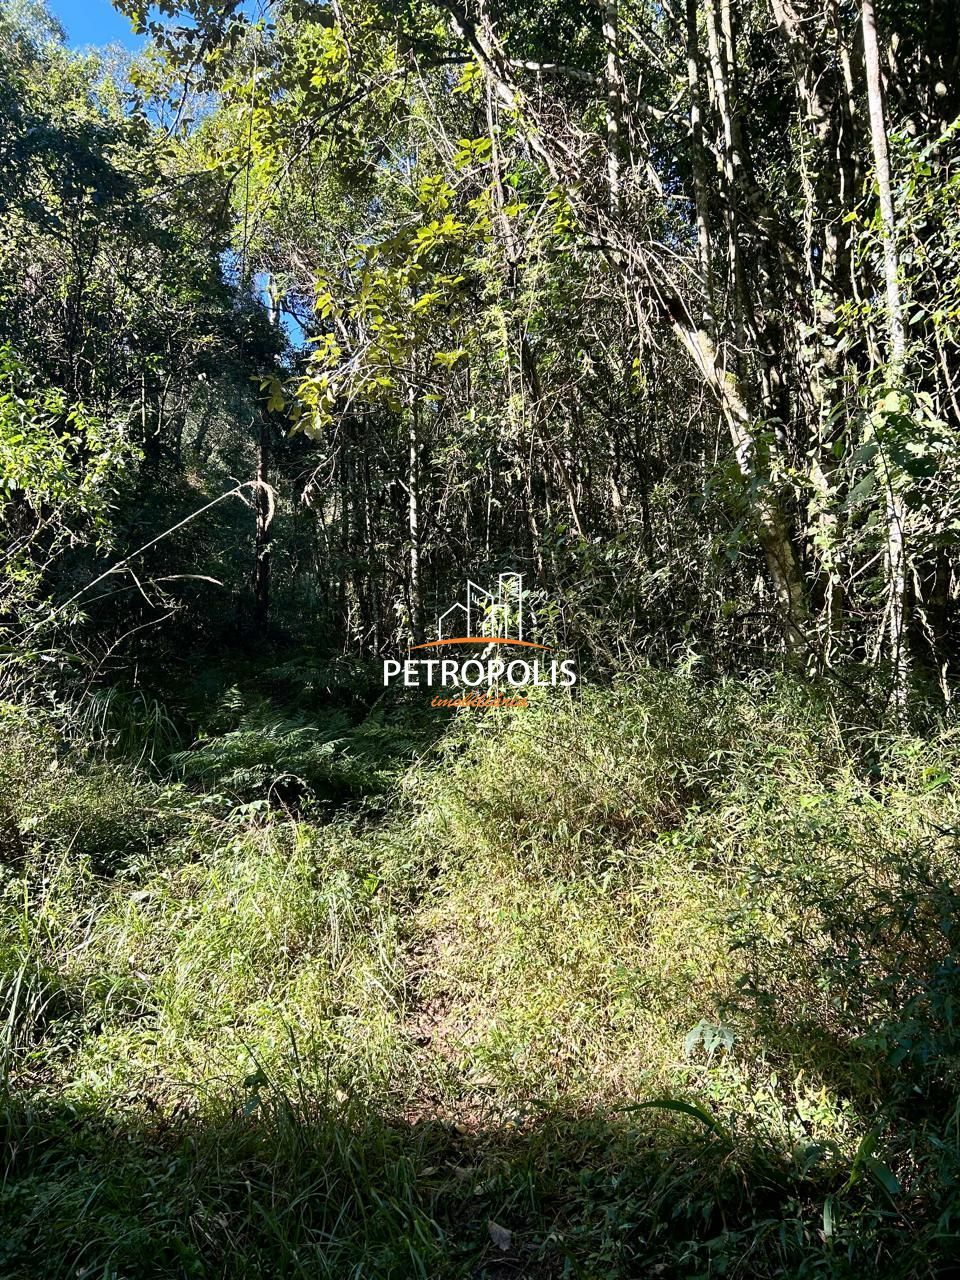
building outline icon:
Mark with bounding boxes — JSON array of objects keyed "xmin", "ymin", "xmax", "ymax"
[{"xmin": 437, "ymin": 572, "xmax": 524, "ymax": 641}]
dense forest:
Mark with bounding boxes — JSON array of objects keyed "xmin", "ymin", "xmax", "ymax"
[{"xmin": 1, "ymin": 0, "xmax": 960, "ymax": 1274}]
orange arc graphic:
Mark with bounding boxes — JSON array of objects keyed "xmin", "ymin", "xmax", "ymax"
[{"xmin": 408, "ymin": 637, "xmax": 551, "ymax": 651}]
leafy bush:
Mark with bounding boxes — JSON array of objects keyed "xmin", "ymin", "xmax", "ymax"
[
  {"xmin": 171, "ymin": 694, "xmax": 425, "ymax": 805},
  {"xmin": 0, "ymin": 346, "xmax": 136, "ymax": 631}
]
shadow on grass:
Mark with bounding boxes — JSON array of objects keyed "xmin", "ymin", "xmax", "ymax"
[{"xmin": 0, "ymin": 1082, "xmax": 953, "ymax": 1280}]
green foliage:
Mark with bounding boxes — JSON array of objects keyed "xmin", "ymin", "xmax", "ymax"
[
  {"xmin": 0, "ymin": 679, "xmax": 958, "ymax": 1275},
  {"xmin": 67, "ymin": 686, "xmax": 182, "ymax": 770},
  {"xmin": 0, "ymin": 346, "xmax": 136, "ymax": 625},
  {"xmin": 294, "ymin": 181, "xmax": 489, "ymax": 436},
  {"xmin": 172, "ymin": 701, "xmax": 352, "ymax": 801},
  {"xmin": 2, "ymin": 2, "xmax": 960, "ymax": 1275},
  {"xmin": 0, "ymin": 702, "xmax": 182, "ymax": 874},
  {"xmin": 171, "ymin": 691, "xmax": 427, "ymax": 805}
]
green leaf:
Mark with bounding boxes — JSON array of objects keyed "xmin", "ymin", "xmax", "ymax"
[
  {"xmin": 620, "ymin": 1098, "xmax": 731, "ymax": 1141},
  {"xmin": 823, "ymin": 1195, "xmax": 834, "ymax": 1239},
  {"xmin": 863, "ymin": 1156, "xmax": 901, "ymax": 1198}
]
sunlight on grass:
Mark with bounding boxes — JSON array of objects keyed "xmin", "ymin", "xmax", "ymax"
[{"xmin": 1, "ymin": 674, "xmax": 959, "ymax": 1275}]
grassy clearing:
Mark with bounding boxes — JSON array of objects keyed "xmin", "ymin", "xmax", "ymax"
[{"xmin": 0, "ymin": 676, "xmax": 959, "ymax": 1276}]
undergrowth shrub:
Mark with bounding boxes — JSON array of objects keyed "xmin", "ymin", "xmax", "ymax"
[
  {"xmin": 0, "ymin": 702, "xmax": 182, "ymax": 875},
  {"xmin": 0, "ymin": 673, "xmax": 959, "ymax": 1276},
  {"xmin": 172, "ymin": 692, "xmax": 426, "ymax": 805},
  {"xmin": 397, "ymin": 672, "xmax": 960, "ymax": 1265},
  {"xmin": 65, "ymin": 686, "xmax": 182, "ymax": 771},
  {"xmin": 412, "ymin": 672, "xmax": 853, "ymax": 872}
]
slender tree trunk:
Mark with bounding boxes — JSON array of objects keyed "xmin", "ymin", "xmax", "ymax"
[
  {"xmin": 685, "ymin": 0, "xmax": 714, "ymax": 303},
  {"xmin": 768, "ymin": 0, "xmax": 849, "ymax": 653},
  {"xmin": 602, "ymin": 0, "xmax": 623, "ymax": 214},
  {"xmin": 705, "ymin": 0, "xmax": 739, "ymax": 316},
  {"xmin": 254, "ymin": 278, "xmax": 279, "ymax": 631},
  {"xmin": 363, "ymin": 449, "xmax": 382, "ymax": 651},
  {"xmin": 407, "ymin": 391, "xmax": 424, "ymax": 643},
  {"xmin": 862, "ymin": 1, "xmax": 905, "ymax": 365},
  {"xmin": 519, "ymin": 334, "xmax": 586, "ymax": 540},
  {"xmin": 485, "ymin": 79, "xmax": 519, "ymax": 271},
  {"xmin": 862, "ymin": 0, "xmax": 909, "ymax": 708},
  {"xmin": 253, "ymin": 418, "xmax": 272, "ymax": 629}
]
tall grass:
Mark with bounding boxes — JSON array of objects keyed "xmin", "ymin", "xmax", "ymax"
[{"xmin": 0, "ymin": 673, "xmax": 958, "ymax": 1276}]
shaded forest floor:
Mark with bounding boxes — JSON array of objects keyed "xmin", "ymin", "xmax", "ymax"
[{"xmin": 1, "ymin": 671, "xmax": 959, "ymax": 1277}]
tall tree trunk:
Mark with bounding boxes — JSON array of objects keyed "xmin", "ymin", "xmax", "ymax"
[
  {"xmin": 862, "ymin": 0, "xmax": 908, "ymax": 708},
  {"xmin": 407, "ymin": 391, "xmax": 424, "ymax": 643},
  {"xmin": 768, "ymin": 0, "xmax": 849, "ymax": 653},
  {"xmin": 254, "ymin": 277, "xmax": 279, "ymax": 631},
  {"xmin": 685, "ymin": 0, "xmax": 714, "ymax": 303},
  {"xmin": 602, "ymin": 0, "xmax": 623, "ymax": 214},
  {"xmin": 253, "ymin": 417, "xmax": 272, "ymax": 629},
  {"xmin": 705, "ymin": 0, "xmax": 740, "ymax": 325},
  {"xmin": 519, "ymin": 334, "xmax": 586, "ymax": 540}
]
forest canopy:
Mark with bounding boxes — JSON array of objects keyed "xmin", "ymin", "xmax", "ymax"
[{"xmin": 0, "ymin": 0, "xmax": 957, "ymax": 694}]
